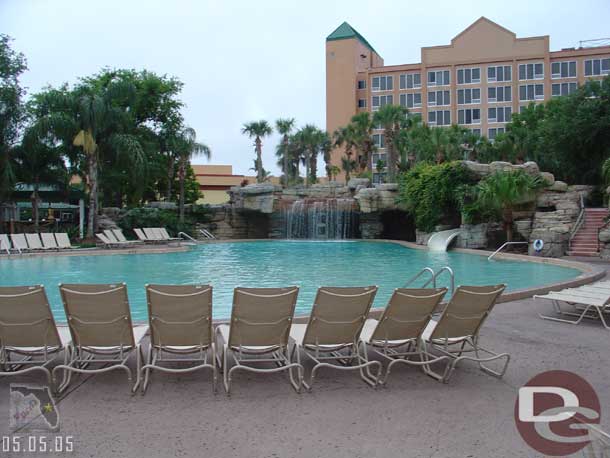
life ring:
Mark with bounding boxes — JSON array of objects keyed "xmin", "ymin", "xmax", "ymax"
[{"xmin": 533, "ymin": 239, "xmax": 544, "ymax": 252}]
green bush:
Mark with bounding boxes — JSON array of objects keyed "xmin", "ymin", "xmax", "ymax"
[{"xmin": 397, "ymin": 161, "xmax": 478, "ymax": 232}]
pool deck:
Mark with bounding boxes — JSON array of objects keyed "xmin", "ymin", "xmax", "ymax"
[{"xmin": 1, "ymin": 260, "xmax": 609, "ymax": 457}]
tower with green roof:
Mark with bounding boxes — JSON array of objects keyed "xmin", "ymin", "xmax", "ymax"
[{"xmin": 326, "ymin": 22, "xmax": 383, "ymax": 181}]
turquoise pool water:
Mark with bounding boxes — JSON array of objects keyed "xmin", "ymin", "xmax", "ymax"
[{"xmin": 0, "ymin": 241, "xmax": 581, "ymax": 321}]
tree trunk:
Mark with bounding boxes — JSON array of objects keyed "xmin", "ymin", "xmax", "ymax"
[
  {"xmin": 367, "ymin": 145, "xmax": 373, "ymax": 174},
  {"xmin": 179, "ymin": 161, "xmax": 186, "ymax": 223},
  {"xmin": 309, "ymin": 149, "xmax": 317, "ymax": 184},
  {"xmin": 166, "ymin": 155, "xmax": 175, "ymax": 200},
  {"xmin": 32, "ymin": 182, "xmax": 39, "ymax": 232},
  {"xmin": 87, "ymin": 153, "xmax": 98, "ymax": 238},
  {"xmin": 386, "ymin": 131, "xmax": 396, "ymax": 183},
  {"xmin": 255, "ymin": 137, "xmax": 263, "ymax": 183},
  {"xmin": 305, "ymin": 152, "xmax": 310, "ymax": 187},
  {"xmin": 282, "ymin": 136, "xmax": 289, "ymax": 187},
  {"xmin": 503, "ymin": 208, "xmax": 513, "ymax": 242}
]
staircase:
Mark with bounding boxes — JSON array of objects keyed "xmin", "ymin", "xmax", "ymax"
[{"xmin": 567, "ymin": 208, "xmax": 609, "ymax": 257}]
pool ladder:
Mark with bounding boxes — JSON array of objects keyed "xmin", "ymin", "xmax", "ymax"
[{"xmin": 403, "ymin": 266, "xmax": 455, "ymax": 296}]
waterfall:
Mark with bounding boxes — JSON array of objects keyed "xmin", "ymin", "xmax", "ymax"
[{"xmin": 285, "ymin": 198, "xmax": 356, "ymax": 239}]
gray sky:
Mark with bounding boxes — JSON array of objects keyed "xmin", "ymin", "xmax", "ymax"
[{"xmin": 2, "ymin": 0, "xmax": 610, "ymax": 175}]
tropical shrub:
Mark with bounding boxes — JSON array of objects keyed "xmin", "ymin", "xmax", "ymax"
[
  {"xmin": 118, "ymin": 205, "xmax": 210, "ymax": 236},
  {"xmin": 397, "ymin": 161, "xmax": 477, "ymax": 232}
]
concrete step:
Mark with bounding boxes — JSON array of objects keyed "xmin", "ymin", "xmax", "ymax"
[{"xmin": 566, "ymin": 251, "xmax": 599, "ymax": 257}]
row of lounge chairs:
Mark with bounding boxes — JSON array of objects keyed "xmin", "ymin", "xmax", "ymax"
[
  {"xmin": 96, "ymin": 228, "xmax": 181, "ymax": 248},
  {"xmin": 0, "ymin": 282, "xmax": 509, "ymax": 395},
  {"xmin": 0, "ymin": 233, "xmax": 73, "ymax": 254}
]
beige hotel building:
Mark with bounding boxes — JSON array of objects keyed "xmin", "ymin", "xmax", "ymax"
[{"xmin": 325, "ymin": 17, "xmax": 610, "ymax": 181}]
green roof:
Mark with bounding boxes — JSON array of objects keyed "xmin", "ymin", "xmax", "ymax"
[{"xmin": 326, "ymin": 22, "xmax": 378, "ymax": 54}]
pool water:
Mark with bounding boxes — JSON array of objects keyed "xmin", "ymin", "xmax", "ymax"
[{"xmin": 0, "ymin": 241, "xmax": 581, "ymax": 321}]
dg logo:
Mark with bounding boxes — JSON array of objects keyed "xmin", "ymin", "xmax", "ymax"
[{"xmin": 514, "ymin": 370, "xmax": 602, "ymax": 456}]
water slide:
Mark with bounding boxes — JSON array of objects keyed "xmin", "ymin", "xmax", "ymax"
[{"xmin": 427, "ymin": 229, "xmax": 462, "ymax": 252}]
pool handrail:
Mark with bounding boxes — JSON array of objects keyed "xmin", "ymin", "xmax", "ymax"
[
  {"xmin": 423, "ymin": 266, "xmax": 455, "ymax": 296},
  {"xmin": 488, "ymin": 241, "xmax": 529, "ymax": 261},
  {"xmin": 403, "ymin": 267, "xmax": 435, "ymax": 289},
  {"xmin": 178, "ymin": 232, "xmax": 198, "ymax": 243}
]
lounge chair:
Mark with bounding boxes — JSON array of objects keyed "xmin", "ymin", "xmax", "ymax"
[
  {"xmin": 25, "ymin": 233, "xmax": 48, "ymax": 251},
  {"xmin": 112, "ymin": 229, "xmax": 142, "ymax": 244},
  {"xmin": 216, "ymin": 287, "xmax": 303, "ymax": 395},
  {"xmin": 143, "ymin": 228, "xmax": 163, "ymax": 242},
  {"xmin": 0, "ymin": 234, "xmax": 16, "ymax": 254},
  {"xmin": 96, "ymin": 232, "xmax": 124, "ymax": 248},
  {"xmin": 10, "ymin": 234, "xmax": 30, "ymax": 252},
  {"xmin": 53, "ymin": 283, "xmax": 148, "ymax": 393},
  {"xmin": 103, "ymin": 229, "xmax": 135, "ymax": 246},
  {"xmin": 133, "ymin": 228, "xmax": 153, "ymax": 243},
  {"xmin": 535, "ymin": 282, "xmax": 610, "ymax": 329},
  {"xmin": 0, "ymin": 285, "xmax": 71, "ymax": 386},
  {"xmin": 41, "ymin": 233, "xmax": 59, "ymax": 250},
  {"xmin": 359, "ymin": 287, "xmax": 449, "ymax": 385},
  {"xmin": 156, "ymin": 228, "xmax": 181, "ymax": 242},
  {"xmin": 141, "ymin": 284, "xmax": 216, "ymax": 393},
  {"xmin": 421, "ymin": 284, "xmax": 508, "ymax": 383},
  {"xmin": 290, "ymin": 286, "xmax": 381, "ymax": 390},
  {"xmin": 55, "ymin": 233, "xmax": 73, "ymax": 249}
]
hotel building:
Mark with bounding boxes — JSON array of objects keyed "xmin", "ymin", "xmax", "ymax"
[{"xmin": 325, "ymin": 17, "xmax": 610, "ymax": 181}]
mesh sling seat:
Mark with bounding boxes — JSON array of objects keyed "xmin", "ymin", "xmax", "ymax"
[
  {"xmin": 216, "ymin": 287, "xmax": 302, "ymax": 395},
  {"xmin": 0, "ymin": 285, "xmax": 71, "ymax": 386},
  {"xmin": 420, "ymin": 284, "xmax": 508, "ymax": 383},
  {"xmin": 53, "ymin": 283, "xmax": 148, "ymax": 394},
  {"xmin": 141, "ymin": 284, "xmax": 216, "ymax": 394},
  {"xmin": 359, "ymin": 287, "xmax": 449, "ymax": 385},
  {"xmin": 290, "ymin": 286, "xmax": 381, "ymax": 390}
]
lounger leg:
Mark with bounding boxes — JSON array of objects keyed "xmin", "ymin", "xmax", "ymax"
[
  {"xmin": 141, "ymin": 344, "xmax": 154, "ymax": 394},
  {"xmin": 287, "ymin": 342, "xmax": 302, "ymax": 393},
  {"xmin": 132, "ymin": 344, "xmax": 143, "ymax": 394},
  {"xmin": 223, "ymin": 347, "xmax": 232, "ymax": 395},
  {"xmin": 357, "ymin": 341, "xmax": 381, "ymax": 388},
  {"xmin": 539, "ymin": 301, "xmax": 592, "ymax": 326},
  {"xmin": 211, "ymin": 345, "xmax": 218, "ymax": 394}
]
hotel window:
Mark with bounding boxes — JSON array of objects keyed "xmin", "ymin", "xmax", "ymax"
[
  {"xmin": 427, "ymin": 90, "xmax": 450, "ymax": 106},
  {"xmin": 470, "ymin": 129, "xmax": 481, "ymax": 137},
  {"xmin": 371, "ymin": 95, "xmax": 393, "ymax": 111},
  {"xmin": 519, "ymin": 63, "xmax": 544, "ymax": 81},
  {"xmin": 552, "ymin": 82, "xmax": 578, "ymax": 97},
  {"xmin": 457, "ymin": 67, "xmax": 481, "ymax": 85},
  {"xmin": 584, "ymin": 58, "xmax": 610, "ymax": 76},
  {"xmin": 399, "ymin": 93, "xmax": 422, "ymax": 108},
  {"xmin": 371, "ymin": 75, "xmax": 393, "ymax": 91},
  {"xmin": 519, "ymin": 84, "xmax": 544, "ymax": 101},
  {"xmin": 457, "ymin": 109, "xmax": 481, "ymax": 125},
  {"xmin": 428, "ymin": 110, "xmax": 451, "ymax": 126},
  {"xmin": 399, "ymin": 73, "xmax": 421, "ymax": 89},
  {"xmin": 488, "ymin": 106, "xmax": 512, "ymax": 123},
  {"xmin": 488, "ymin": 127, "xmax": 505, "ymax": 141},
  {"xmin": 457, "ymin": 88, "xmax": 481, "ymax": 105},
  {"xmin": 372, "ymin": 152, "xmax": 387, "ymax": 164},
  {"xmin": 427, "ymin": 70, "xmax": 450, "ymax": 86},
  {"xmin": 357, "ymin": 80, "xmax": 366, "ymax": 90},
  {"xmin": 487, "ymin": 86, "xmax": 512, "ymax": 103},
  {"xmin": 372, "ymin": 134, "xmax": 385, "ymax": 149},
  {"xmin": 358, "ymin": 99, "xmax": 366, "ymax": 108},
  {"xmin": 551, "ymin": 61, "xmax": 577, "ymax": 79},
  {"xmin": 487, "ymin": 65, "xmax": 512, "ymax": 82}
]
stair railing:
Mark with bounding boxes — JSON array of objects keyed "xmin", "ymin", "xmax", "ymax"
[
  {"xmin": 598, "ymin": 218, "xmax": 610, "ymax": 253},
  {"xmin": 568, "ymin": 194, "xmax": 586, "ymax": 251}
]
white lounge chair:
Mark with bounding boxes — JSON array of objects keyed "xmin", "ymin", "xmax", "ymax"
[
  {"xmin": 112, "ymin": 229, "xmax": 142, "ymax": 244},
  {"xmin": 96, "ymin": 233, "xmax": 121, "ymax": 248},
  {"xmin": 0, "ymin": 234, "xmax": 16, "ymax": 254},
  {"xmin": 103, "ymin": 229, "xmax": 136, "ymax": 246},
  {"xmin": 55, "ymin": 233, "xmax": 73, "ymax": 249},
  {"xmin": 156, "ymin": 228, "xmax": 181, "ymax": 242},
  {"xmin": 133, "ymin": 228, "xmax": 151, "ymax": 243},
  {"xmin": 25, "ymin": 233, "xmax": 49, "ymax": 251},
  {"xmin": 11, "ymin": 234, "xmax": 30, "ymax": 252},
  {"xmin": 41, "ymin": 233, "xmax": 59, "ymax": 250},
  {"xmin": 536, "ymin": 282, "xmax": 610, "ymax": 329},
  {"xmin": 143, "ymin": 228, "xmax": 163, "ymax": 242}
]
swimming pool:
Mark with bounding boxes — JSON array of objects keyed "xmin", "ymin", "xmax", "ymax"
[{"xmin": 0, "ymin": 240, "xmax": 581, "ymax": 321}]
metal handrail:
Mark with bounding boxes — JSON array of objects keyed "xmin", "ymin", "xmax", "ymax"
[
  {"xmin": 598, "ymin": 218, "xmax": 610, "ymax": 252},
  {"xmin": 403, "ymin": 267, "xmax": 435, "ymax": 288},
  {"xmin": 423, "ymin": 266, "xmax": 455, "ymax": 296},
  {"xmin": 199, "ymin": 229, "xmax": 215, "ymax": 239},
  {"xmin": 488, "ymin": 241, "xmax": 529, "ymax": 260},
  {"xmin": 569, "ymin": 194, "xmax": 586, "ymax": 249},
  {"xmin": 177, "ymin": 232, "xmax": 198, "ymax": 243}
]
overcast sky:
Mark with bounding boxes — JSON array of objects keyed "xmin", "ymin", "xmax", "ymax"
[{"xmin": 2, "ymin": 0, "xmax": 610, "ymax": 175}]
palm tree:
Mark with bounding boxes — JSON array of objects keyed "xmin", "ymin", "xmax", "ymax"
[
  {"xmin": 349, "ymin": 112, "xmax": 376, "ymax": 172},
  {"xmin": 333, "ymin": 125, "xmax": 358, "ymax": 161},
  {"xmin": 476, "ymin": 170, "xmax": 544, "ymax": 242},
  {"xmin": 299, "ymin": 124, "xmax": 324, "ymax": 187},
  {"xmin": 275, "ymin": 118, "xmax": 295, "ymax": 186},
  {"xmin": 319, "ymin": 131, "xmax": 333, "ymax": 180},
  {"xmin": 372, "ymin": 104, "xmax": 408, "ymax": 182},
  {"xmin": 329, "ymin": 165, "xmax": 341, "ymax": 181},
  {"xmin": 242, "ymin": 121, "xmax": 272, "ymax": 183},
  {"xmin": 341, "ymin": 156, "xmax": 357, "ymax": 182},
  {"xmin": 429, "ymin": 127, "xmax": 450, "ymax": 164},
  {"xmin": 172, "ymin": 127, "xmax": 211, "ymax": 222}
]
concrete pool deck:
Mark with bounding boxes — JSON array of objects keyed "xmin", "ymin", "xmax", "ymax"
[{"xmin": 1, "ymin": 262, "xmax": 609, "ymax": 457}]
